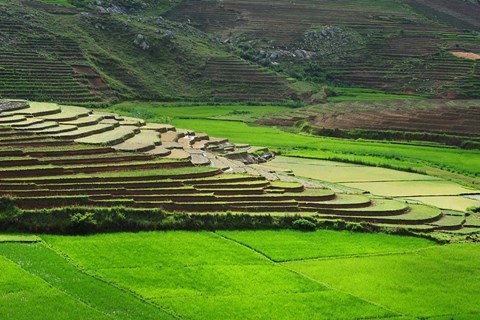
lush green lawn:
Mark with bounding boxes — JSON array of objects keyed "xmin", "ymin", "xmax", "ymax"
[{"xmin": 111, "ymin": 102, "xmax": 292, "ymax": 122}]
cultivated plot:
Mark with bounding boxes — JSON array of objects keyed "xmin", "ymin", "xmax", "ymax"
[
  {"xmin": 343, "ymin": 180, "xmax": 478, "ymax": 197},
  {"xmin": 0, "ymin": 255, "xmax": 110, "ymax": 320},
  {"xmin": 402, "ymin": 196, "xmax": 480, "ymax": 211},
  {"xmin": 284, "ymin": 244, "xmax": 480, "ymax": 319},
  {"xmin": 269, "ymin": 156, "xmax": 440, "ymax": 182},
  {"xmin": 0, "ymin": 243, "xmax": 175, "ymax": 320},
  {"xmin": 217, "ymin": 230, "xmax": 436, "ymax": 261},
  {"xmin": 41, "ymin": 231, "xmax": 396, "ymax": 320}
]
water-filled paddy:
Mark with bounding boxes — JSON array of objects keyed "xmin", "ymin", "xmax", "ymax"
[
  {"xmin": 402, "ymin": 196, "xmax": 480, "ymax": 211},
  {"xmin": 269, "ymin": 157, "xmax": 479, "ymax": 210},
  {"xmin": 269, "ymin": 156, "xmax": 440, "ymax": 182},
  {"xmin": 343, "ymin": 180, "xmax": 477, "ymax": 197}
]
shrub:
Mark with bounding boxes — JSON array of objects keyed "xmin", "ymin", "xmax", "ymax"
[
  {"xmin": 0, "ymin": 196, "xmax": 20, "ymax": 225},
  {"xmin": 70, "ymin": 212, "xmax": 97, "ymax": 233},
  {"xmin": 102, "ymin": 208, "xmax": 126, "ymax": 226},
  {"xmin": 292, "ymin": 219, "xmax": 316, "ymax": 231}
]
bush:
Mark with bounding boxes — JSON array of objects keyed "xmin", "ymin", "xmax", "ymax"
[
  {"xmin": 0, "ymin": 196, "xmax": 20, "ymax": 226},
  {"xmin": 70, "ymin": 212, "xmax": 97, "ymax": 233},
  {"xmin": 292, "ymin": 219, "xmax": 316, "ymax": 231}
]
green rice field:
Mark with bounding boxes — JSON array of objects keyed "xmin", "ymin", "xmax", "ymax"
[{"xmin": 1, "ymin": 230, "xmax": 479, "ymax": 319}]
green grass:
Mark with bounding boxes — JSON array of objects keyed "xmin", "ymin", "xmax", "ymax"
[
  {"xmin": 284, "ymin": 244, "xmax": 480, "ymax": 318},
  {"xmin": 0, "ymin": 255, "xmax": 109, "ymax": 320},
  {"xmin": 1, "ymin": 231, "xmax": 479, "ymax": 319},
  {"xmin": 110, "ymin": 102, "xmax": 292, "ymax": 123},
  {"xmin": 0, "ymin": 234, "xmax": 40, "ymax": 242},
  {"xmin": 41, "ymin": 231, "xmax": 394, "ymax": 319},
  {"xmin": 216, "ymin": 229, "xmax": 436, "ymax": 261},
  {"xmin": 0, "ymin": 242, "xmax": 175, "ymax": 320},
  {"xmin": 329, "ymin": 87, "xmax": 426, "ymax": 102}
]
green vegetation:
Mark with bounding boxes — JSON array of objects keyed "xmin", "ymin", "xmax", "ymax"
[
  {"xmin": 0, "ymin": 231, "xmax": 475, "ymax": 319},
  {"xmin": 285, "ymin": 244, "xmax": 480, "ymax": 318},
  {"xmin": 0, "ymin": 224, "xmax": 478, "ymax": 319},
  {"xmin": 108, "ymin": 102, "xmax": 480, "ymax": 186},
  {"xmin": 110, "ymin": 102, "xmax": 293, "ymax": 122},
  {"xmin": 38, "ymin": 231, "xmax": 398, "ymax": 319},
  {"xmin": 328, "ymin": 87, "xmax": 425, "ymax": 102},
  {"xmin": 0, "ymin": 255, "xmax": 110, "ymax": 320},
  {"xmin": 0, "ymin": 242, "xmax": 175, "ymax": 319},
  {"xmin": 217, "ymin": 230, "xmax": 436, "ymax": 261},
  {"xmin": 1, "ymin": 0, "xmax": 480, "ymax": 317}
]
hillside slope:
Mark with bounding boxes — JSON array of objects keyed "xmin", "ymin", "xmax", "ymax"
[
  {"xmin": 1, "ymin": 0, "xmax": 479, "ymax": 103},
  {"xmin": 0, "ymin": 0, "xmax": 296, "ymax": 103},
  {"xmin": 166, "ymin": 0, "xmax": 480, "ymax": 98}
]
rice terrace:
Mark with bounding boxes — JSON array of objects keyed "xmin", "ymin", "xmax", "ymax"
[{"xmin": 0, "ymin": 0, "xmax": 480, "ymax": 319}]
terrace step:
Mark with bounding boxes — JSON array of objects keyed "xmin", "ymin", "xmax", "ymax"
[
  {"xmin": 113, "ymin": 130, "xmax": 161, "ymax": 152},
  {"xmin": 147, "ymin": 146, "xmax": 172, "ymax": 156},
  {"xmin": 318, "ymin": 204, "xmax": 442, "ymax": 225},
  {"xmin": 76, "ymin": 126, "xmax": 139, "ymax": 146},
  {"xmin": 54, "ymin": 123, "xmax": 117, "ymax": 139}
]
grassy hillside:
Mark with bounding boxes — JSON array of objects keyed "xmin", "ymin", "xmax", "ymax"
[
  {"xmin": 1, "ymin": 0, "xmax": 479, "ymax": 103},
  {"xmin": 0, "ymin": 0, "xmax": 296, "ymax": 104},
  {"xmin": 166, "ymin": 0, "xmax": 480, "ymax": 98}
]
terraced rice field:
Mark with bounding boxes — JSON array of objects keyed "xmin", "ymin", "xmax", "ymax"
[
  {"xmin": 342, "ymin": 181, "xmax": 476, "ymax": 197},
  {"xmin": 0, "ymin": 100, "xmax": 271, "ymax": 170},
  {"xmin": 203, "ymin": 57, "xmax": 295, "ymax": 102},
  {"xmin": 269, "ymin": 156, "xmax": 480, "ymax": 212},
  {"xmin": 402, "ymin": 196, "xmax": 480, "ymax": 212},
  {"xmin": 0, "ymin": 18, "xmax": 104, "ymax": 103},
  {"xmin": 269, "ymin": 156, "xmax": 441, "ymax": 183},
  {"xmin": 0, "ymin": 100, "xmax": 477, "ymax": 233}
]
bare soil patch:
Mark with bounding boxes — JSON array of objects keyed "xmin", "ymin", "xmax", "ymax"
[{"xmin": 451, "ymin": 51, "xmax": 480, "ymax": 60}]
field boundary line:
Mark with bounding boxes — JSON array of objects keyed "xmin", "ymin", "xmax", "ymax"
[
  {"xmin": 0, "ymin": 250, "xmax": 116, "ymax": 320},
  {"xmin": 40, "ymin": 239, "xmax": 185, "ymax": 320},
  {"xmin": 214, "ymin": 232, "xmax": 406, "ymax": 319},
  {"xmin": 275, "ymin": 245, "xmax": 442, "ymax": 263}
]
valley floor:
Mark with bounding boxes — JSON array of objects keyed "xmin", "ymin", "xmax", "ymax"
[{"xmin": 1, "ymin": 230, "xmax": 480, "ymax": 319}]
